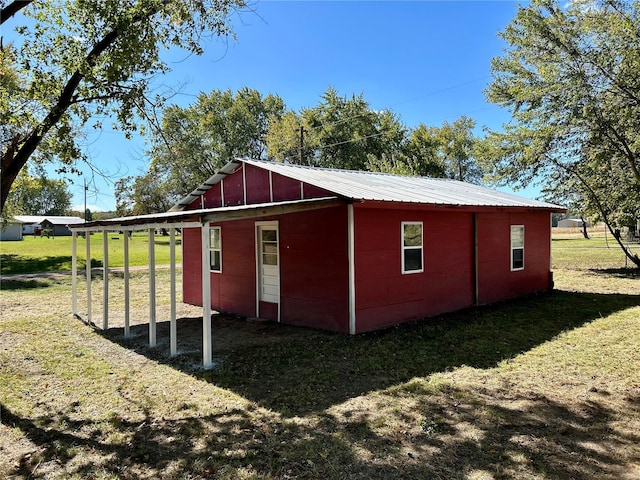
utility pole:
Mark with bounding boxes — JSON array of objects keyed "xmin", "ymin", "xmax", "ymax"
[
  {"xmin": 299, "ymin": 125, "xmax": 305, "ymax": 165},
  {"xmin": 84, "ymin": 178, "xmax": 88, "ymax": 222}
]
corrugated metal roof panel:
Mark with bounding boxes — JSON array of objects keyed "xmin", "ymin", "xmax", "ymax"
[
  {"xmin": 71, "ymin": 197, "xmax": 341, "ymax": 229},
  {"xmin": 14, "ymin": 215, "xmax": 86, "ymax": 225},
  {"xmin": 169, "ymin": 159, "xmax": 243, "ymax": 211},
  {"xmin": 169, "ymin": 158, "xmax": 564, "ymax": 211},
  {"xmin": 241, "ymin": 159, "xmax": 563, "ymax": 210}
]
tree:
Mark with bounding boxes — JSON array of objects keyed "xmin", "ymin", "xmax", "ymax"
[
  {"xmin": 114, "ymin": 170, "xmax": 175, "ymax": 216},
  {"xmin": 4, "ymin": 168, "xmax": 72, "ymax": 215},
  {"xmin": 368, "ymin": 116, "xmax": 482, "ymax": 183},
  {"xmin": 0, "ymin": 0, "xmax": 245, "ymax": 213},
  {"xmin": 267, "ymin": 87, "xmax": 407, "ymax": 170},
  {"xmin": 481, "ymin": 0, "xmax": 640, "ymax": 267},
  {"xmin": 146, "ymin": 88, "xmax": 285, "ymax": 200}
]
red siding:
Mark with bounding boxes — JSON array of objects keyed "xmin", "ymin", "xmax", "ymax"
[
  {"xmin": 182, "ymin": 227, "xmax": 205, "ymax": 305},
  {"xmin": 221, "ymin": 173, "xmax": 244, "ymax": 206},
  {"xmin": 353, "ymin": 206, "xmax": 474, "ymax": 332},
  {"xmin": 303, "ymin": 183, "xmax": 334, "ymax": 199},
  {"xmin": 279, "ymin": 206, "xmax": 349, "ymax": 332},
  {"xmin": 182, "ymin": 221, "xmax": 256, "ymax": 318},
  {"xmin": 272, "ymin": 173, "xmax": 303, "ymax": 202},
  {"xmin": 181, "ymin": 206, "xmax": 350, "ymax": 332},
  {"xmin": 186, "ymin": 164, "xmax": 337, "ymax": 211},
  {"xmin": 202, "ymin": 183, "xmax": 222, "ymax": 208},
  {"xmin": 180, "ymin": 163, "xmax": 554, "ymax": 334},
  {"xmin": 245, "ymin": 163, "xmax": 272, "ymax": 204},
  {"xmin": 477, "ymin": 211, "xmax": 552, "ymax": 304}
]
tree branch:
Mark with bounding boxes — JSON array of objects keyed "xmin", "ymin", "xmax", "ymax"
[
  {"xmin": 550, "ymin": 154, "xmax": 640, "ymax": 268},
  {"xmin": 0, "ymin": 0, "xmax": 33, "ymax": 25},
  {"xmin": 1, "ymin": 2, "xmax": 166, "ymax": 210}
]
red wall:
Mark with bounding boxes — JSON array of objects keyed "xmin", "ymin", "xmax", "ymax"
[
  {"xmin": 353, "ymin": 206, "xmax": 552, "ymax": 332},
  {"xmin": 182, "ymin": 163, "xmax": 554, "ymax": 334},
  {"xmin": 278, "ymin": 206, "xmax": 350, "ymax": 332},
  {"xmin": 353, "ymin": 206, "xmax": 475, "ymax": 332},
  {"xmin": 477, "ymin": 211, "xmax": 552, "ymax": 305},
  {"xmin": 189, "ymin": 163, "xmax": 334, "ymax": 210},
  {"xmin": 183, "ymin": 220, "xmax": 258, "ymax": 319},
  {"xmin": 182, "ymin": 205, "xmax": 351, "ymax": 332}
]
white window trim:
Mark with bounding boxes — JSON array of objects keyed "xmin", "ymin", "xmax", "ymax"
[
  {"xmin": 401, "ymin": 221, "xmax": 424, "ymax": 274},
  {"xmin": 510, "ymin": 224, "xmax": 525, "ymax": 271},
  {"xmin": 210, "ymin": 226, "xmax": 222, "ymax": 273}
]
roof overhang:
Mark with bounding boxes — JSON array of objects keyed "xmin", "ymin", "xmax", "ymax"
[
  {"xmin": 170, "ymin": 158, "xmax": 243, "ymax": 212},
  {"xmin": 69, "ymin": 197, "xmax": 346, "ymax": 232}
]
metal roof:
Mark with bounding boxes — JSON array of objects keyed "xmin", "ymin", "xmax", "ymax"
[
  {"xmin": 169, "ymin": 159, "xmax": 243, "ymax": 211},
  {"xmin": 13, "ymin": 215, "xmax": 86, "ymax": 225},
  {"xmin": 70, "ymin": 197, "xmax": 342, "ymax": 230},
  {"xmin": 171, "ymin": 158, "xmax": 564, "ymax": 211}
]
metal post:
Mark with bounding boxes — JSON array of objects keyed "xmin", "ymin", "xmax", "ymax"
[
  {"xmin": 170, "ymin": 227, "xmax": 177, "ymax": 356},
  {"xmin": 148, "ymin": 228, "xmax": 156, "ymax": 347},
  {"xmin": 201, "ymin": 222, "xmax": 212, "ymax": 367},
  {"xmin": 123, "ymin": 230, "xmax": 130, "ymax": 338},
  {"xmin": 86, "ymin": 232, "xmax": 92, "ymax": 323},
  {"xmin": 102, "ymin": 230, "xmax": 109, "ymax": 330},
  {"xmin": 72, "ymin": 231, "xmax": 78, "ymax": 315}
]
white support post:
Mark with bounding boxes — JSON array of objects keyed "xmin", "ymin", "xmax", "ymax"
[
  {"xmin": 348, "ymin": 204, "xmax": 356, "ymax": 335},
  {"xmin": 170, "ymin": 228, "xmax": 177, "ymax": 356},
  {"xmin": 102, "ymin": 230, "xmax": 109, "ymax": 330},
  {"xmin": 72, "ymin": 231, "xmax": 78, "ymax": 315},
  {"xmin": 148, "ymin": 228, "xmax": 156, "ymax": 347},
  {"xmin": 201, "ymin": 222, "xmax": 213, "ymax": 368},
  {"xmin": 123, "ymin": 230, "xmax": 130, "ymax": 338},
  {"xmin": 86, "ymin": 232, "xmax": 92, "ymax": 323}
]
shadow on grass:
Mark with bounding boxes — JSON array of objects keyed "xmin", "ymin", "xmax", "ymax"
[
  {"xmin": 0, "ymin": 253, "xmax": 100, "ymax": 275},
  {"xmin": 104, "ymin": 289, "xmax": 640, "ymax": 418},
  {"xmin": 0, "ymin": 278, "xmax": 53, "ymax": 290},
  {"xmin": 589, "ymin": 267, "xmax": 640, "ymax": 278},
  {"xmin": 3, "ymin": 386, "xmax": 639, "ymax": 479},
  {"xmin": 4, "ymin": 289, "xmax": 640, "ymax": 479}
]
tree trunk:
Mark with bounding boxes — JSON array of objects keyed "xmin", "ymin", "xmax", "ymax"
[
  {"xmin": 580, "ymin": 216, "xmax": 590, "ymax": 239},
  {"xmin": 606, "ymin": 222, "xmax": 640, "ymax": 268}
]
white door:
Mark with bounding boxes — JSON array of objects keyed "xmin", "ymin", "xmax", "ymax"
[{"xmin": 257, "ymin": 223, "xmax": 280, "ymax": 304}]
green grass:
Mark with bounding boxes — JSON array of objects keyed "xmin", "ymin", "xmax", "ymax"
[
  {"xmin": 0, "ymin": 232, "xmax": 182, "ymax": 275},
  {"xmin": 1, "ymin": 233, "xmax": 639, "ymax": 479},
  {"xmin": 552, "ymin": 234, "xmax": 639, "ymax": 270}
]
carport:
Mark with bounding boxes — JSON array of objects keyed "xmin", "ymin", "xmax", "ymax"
[{"xmin": 68, "ymin": 198, "xmax": 341, "ymax": 368}]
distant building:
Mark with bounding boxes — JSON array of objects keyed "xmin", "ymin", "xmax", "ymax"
[
  {"xmin": 557, "ymin": 218, "xmax": 589, "ymax": 228},
  {"xmin": 13, "ymin": 215, "xmax": 85, "ymax": 236},
  {"xmin": 0, "ymin": 218, "xmax": 24, "ymax": 241}
]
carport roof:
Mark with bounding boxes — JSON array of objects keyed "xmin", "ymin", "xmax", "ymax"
[{"xmin": 69, "ymin": 197, "xmax": 343, "ymax": 231}]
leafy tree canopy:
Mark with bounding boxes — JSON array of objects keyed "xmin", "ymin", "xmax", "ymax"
[
  {"xmin": 3, "ymin": 167, "xmax": 72, "ymax": 216},
  {"xmin": 266, "ymin": 87, "xmax": 407, "ymax": 171},
  {"xmin": 480, "ymin": 0, "xmax": 640, "ymax": 266},
  {"xmin": 146, "ymin": 87, "xmax": 285, "ymax": 201},
  {"xmin": 0, "ymin": 0, "xmax": 245, "ymax": 213}
]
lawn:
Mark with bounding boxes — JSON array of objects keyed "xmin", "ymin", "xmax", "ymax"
[
  {"xmin": 0, "ymin": 232, "xmax": 182, "ymax": 275},
  {"xmin": 0, "ymin": 236, "xmax": 639, "ymax": 479}
]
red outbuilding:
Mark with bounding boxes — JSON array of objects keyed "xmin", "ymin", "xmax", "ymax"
[{"xmin": 173, "ymin": 158, "xmax": 564, "ymax": 334}]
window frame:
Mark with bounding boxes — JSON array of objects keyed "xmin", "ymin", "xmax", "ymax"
[
  {"xmin": 510, "ymin": 224, "xmax": 524, "ymax": 271},
  {"xmin": 209, "ymin": 225, "xmax": 222, "ymax": 273},
  {"xmin": 401, "ymin": 221, "xmax": 424, "ymax": 274}
]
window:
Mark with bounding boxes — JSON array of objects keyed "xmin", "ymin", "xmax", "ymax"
[
  {"xmin": 511, "ymin": 225, "xmax": 524, "ymax": 271},
  {"xmin": 210, "ymin": 226, "xmax": 221, "ymax": 272},
  {"xmin": 402, "ymin": 222, "xmax": 423, "ymax": 273}
]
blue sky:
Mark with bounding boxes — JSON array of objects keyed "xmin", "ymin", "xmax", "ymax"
[{"xmin": 18, "ymin": 1, "xmax": 529, "ymax": 211}]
